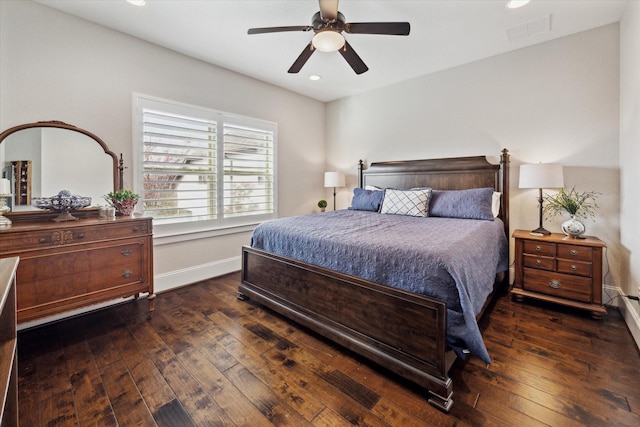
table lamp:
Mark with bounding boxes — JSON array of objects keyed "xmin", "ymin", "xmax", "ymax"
[{"xmin": 519, "ymin": 163, "xmax": 564, "ymax": 235}]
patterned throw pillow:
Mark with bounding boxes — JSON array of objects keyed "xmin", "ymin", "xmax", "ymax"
[{"xmin": 380, "ymin": 188, "xmax": 431, "ymax": 217}]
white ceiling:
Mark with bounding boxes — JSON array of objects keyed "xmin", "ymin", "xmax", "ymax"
[{"xmin": 35, "ymin": 0, "xmax": 628, "ymax": 102}]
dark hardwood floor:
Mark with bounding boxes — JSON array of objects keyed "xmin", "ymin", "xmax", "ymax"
[{"xmin": 17, "ymin": 272, "xmax": 640, "ymax": 426}]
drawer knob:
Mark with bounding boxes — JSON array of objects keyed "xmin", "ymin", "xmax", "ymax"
[
  {"xmin": 39, "ymin": 237, "xmax": 48, "ymax": 243},
  {"xmin": 549, "ymin": 280, "xmax": 561, "ymax": 289},
  {"xmin": 535, "ymin": 259, "xmax": 542, "ymax": 266},
  {"xmin": 76, "ymin": 233, "xmax": 85, "ymax": 239},
  {"xmin": 132, "ymin": 227, "xmax": 139, "ymax": 232},
  {"xmin": 570, "ymin": 265, "xmax": 577, "ymax": 271},
  {"xmin": 122, "ymin": 270, "xmax": 133, "ymax": 278},
  {"xmin": 535, "ymin": 245, "xmax": 541, "ymax": 252},
  {"xmin": 121, "ymin": 249, "xmax": 132, "ymax": 256},
  {"xmin": 570, "ymin": 249, "xmax": 578, "ymax": 256}
]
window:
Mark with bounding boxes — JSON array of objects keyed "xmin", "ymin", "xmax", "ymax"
[{"xmin": 134, "ymin": 95, "xmax": 276, "ymax": 231}]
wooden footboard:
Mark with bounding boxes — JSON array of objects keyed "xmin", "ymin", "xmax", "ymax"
[{"xmin": 239, "ymin": 245, "xmax": 456, "ymax": 411}]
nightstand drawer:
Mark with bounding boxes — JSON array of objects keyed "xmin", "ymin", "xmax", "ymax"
[
  {"xmin": 557, "ymin": 244, "xmax": 592, "ymax": 262},
  {"xmin": 523, "ymin": 240, "xmax": 555, "ymax": 257},
  {"xmin": 557, "ymin": 259, "xmax": 592, "ymax": 277},
  {"xmin": 523, "ymin": 269, "xmax": 591, "ymax": 303},
  {"xmin": 523, "ymin": 254, "xmax": 555, "ymax": 271}
]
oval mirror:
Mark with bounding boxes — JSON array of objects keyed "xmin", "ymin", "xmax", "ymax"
[{"xmin": 0, "ymin": 121, "xmax": 119, "ymax": 215}]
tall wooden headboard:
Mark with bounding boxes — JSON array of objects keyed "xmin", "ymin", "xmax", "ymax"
[{"xmin": 358, "ymin": 149, "xmax": 510, "ymax": 236}]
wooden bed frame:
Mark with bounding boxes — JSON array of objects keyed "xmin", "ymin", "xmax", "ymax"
[{"xmin": 239, "ymin": 149, "xmax": 510, "ymax": 412}]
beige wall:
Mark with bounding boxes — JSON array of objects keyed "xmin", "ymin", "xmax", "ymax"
[
  {"xmin": 0, "ymin": 1, "xmax": 325, "ymax": 293},
  {"xmin": 326, "ymin": 24, "xmax": 622, "ymax": 291},
  {"xmin": 619, "ymin": 0, "xmax": 640, "ymax": 343}
]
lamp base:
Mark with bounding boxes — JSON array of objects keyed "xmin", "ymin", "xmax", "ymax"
[{"xmin": 530, "ymin": 227, "xmax": 551, "ymax": 236}]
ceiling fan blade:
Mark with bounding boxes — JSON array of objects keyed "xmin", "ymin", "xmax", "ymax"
[
  {"xmin": 319, "ymin": 0, "xmax": 339, "ymax": 21},
  {"xmin": 339, "ymin": 40, "xmax": 368, "ymax": 75},
  {"xmin": 345, "ymin": 22, "xmax": 410, "ymax": 36},
  {"xmin": 248, "ymin": 26, "xmax": 311, "ymax": 35},
  {"xmin": 288, "ymin": 42, "xmax": 315, "ymax": 73}
]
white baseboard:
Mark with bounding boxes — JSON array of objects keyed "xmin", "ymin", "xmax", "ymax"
[
  {"xmin": 604, "ymin": 285, "xmax": 640, "ymax": 350},
  {"xmin": 154, "ymin": 256, "xmax": 241, "ymax": 293},
  {"xmin": 18, "ymin": 256, "xmax": 241, "ymax": 331}
]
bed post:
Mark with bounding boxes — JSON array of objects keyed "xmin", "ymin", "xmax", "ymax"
[
  {"xmin": 500, "ymin": 148, "xmax": 510, "ymax": 237},
  {"xmin": 358, "ymin": 159, "xmax": 365, "ymax": 188}
]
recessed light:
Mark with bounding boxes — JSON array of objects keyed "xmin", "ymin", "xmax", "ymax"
[
  {"xmin": 506, "ymin": 0, "xmax": 530, "ymax": 9},
  {"xmin": 127, "ymin": 0, "xmax": 146, "ymax": 6},
  {"xmin": 309, "ymin": 75, "xmax": 321, "ymax": 81}
]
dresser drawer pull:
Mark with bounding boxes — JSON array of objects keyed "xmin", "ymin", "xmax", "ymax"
[
  {"xmin": 122, "ymin": 270, "xmax": 133, "ymax": 278},
  {"xmin": 549, "ymin": 280, "xmax": 561, "ymax": 289},
  {"xmin": 39, "ymin": 237, "xmax": 48, "ymax": 243},
  {"xmin": 132, "ymin": 227, "xmax": 139, "ymax": 232},
  {"xmin": 570, "ymin": 265, "xmax": 577, "ymax": 271},
  {"xmin": 76, "ymin": 233, "xmax": 85, "ymax": 239},
  {"xmin": 121, "ymin": 249, "xmax": 132, "ymax": 256},
  {"xmin": 535, "ymin": 245, "xmax": 542, "ymax": 252},
  {"xmin": 535, "ymin": 259, "xmax": 542, "ymax": 266},
  {"xmin": 570, "ymin": 249, "xmax": 578, "ymax": 256}
]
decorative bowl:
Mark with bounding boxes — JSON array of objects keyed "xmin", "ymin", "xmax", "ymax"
[{"xmin": 32, "ymin": 190, "xmax": 92, "ymax": 222}]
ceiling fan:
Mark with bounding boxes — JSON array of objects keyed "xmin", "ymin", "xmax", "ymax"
[{"xmin": 247, "ymin": 0, "xmax": 410, "ymax": 75}]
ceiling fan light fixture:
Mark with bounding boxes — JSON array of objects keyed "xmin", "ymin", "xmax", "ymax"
[{"xmin": 312, "ymin": 30, "xmax": 345, "ymax": 52}]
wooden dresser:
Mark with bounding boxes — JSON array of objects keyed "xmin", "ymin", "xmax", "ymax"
[
  {"xmin": 511, "ymin": 229, "xmax": 606, "ymax": 319},
  {"xmin": 0, "ymin": 215, "xmax": 154, "ymax": 324},
  {"xmin": 0, "ymin": 257, "xmax": 18, "ymax": 426}
]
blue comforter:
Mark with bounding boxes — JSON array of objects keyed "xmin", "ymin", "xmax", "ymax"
[{"xmin": 250, "ymin": 210, "xmax": 509, "ymax": 363}]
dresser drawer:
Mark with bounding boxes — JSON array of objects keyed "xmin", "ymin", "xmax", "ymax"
[
  {"xmin": 523, "ymin": 254, "xmax": 555, "ymax": 271},
  {"xmin": 523, "ymin": 268, "xmax": 592, "ymax": 303},
  {"xmin": 0, "ymin": 229, "xmax": 75, "ymax": 252},
  {"xmin": 73, "ymin": 221, "xmax": 150, "ymax": 243},
  {"xmin": 52, "ymin": 221, "xmax": 150, "ymax": 246},
  {"xmin": 522, "ymin": 240, "xmax": 555, "ymax": 257},
  {"xmin": 557, "ymin": 244, "xmax": 592, "ymax": 262},
  {"xmin": 15, "ymin": 241, "xmax": 144, "ymax": 283},
  {"xmin": 16, "ymin": 243, "xmax": 147, "ymax": 310},
  {"xmin": 557, "ymin": 259, "xmax": 592, "ymax": 277},
  {"xmin": 0, "ymin": 221, "xmax": 150, "ymax": 253}
]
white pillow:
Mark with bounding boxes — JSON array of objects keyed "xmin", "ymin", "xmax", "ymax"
[
  {"xmin": 380, "ymin": 188, "xmax": 431, "ymax": 217},
  {"xmin": 492, "ymin": 192, "xmax": 502, "ymax": 217}
]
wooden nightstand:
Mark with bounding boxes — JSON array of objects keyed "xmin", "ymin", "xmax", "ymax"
[{"xmin": 511, "ymin": 229, "xmax": 607, "ymax": 319}]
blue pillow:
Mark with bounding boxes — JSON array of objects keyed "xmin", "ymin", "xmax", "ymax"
[
  {"xmin": 429, "ymin": 188, "xmax": 495, "ymax": 220},
  {"xmin": 348, "ymin": 188, "xmax": 384, "ymax": 212}
]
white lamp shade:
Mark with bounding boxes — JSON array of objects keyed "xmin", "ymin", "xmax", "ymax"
[
  {"xmin": 324, "ymin": 171, "xmax": 345, "ymax": 188},
  {"xmin": 519, "ymin": 163, "xmax": 564, "ymax": 189}
]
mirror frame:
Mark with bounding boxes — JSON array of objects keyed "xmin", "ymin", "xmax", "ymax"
[{"xmin": 0, "ymin": 120, "xmax": 123, "ymax": 219}]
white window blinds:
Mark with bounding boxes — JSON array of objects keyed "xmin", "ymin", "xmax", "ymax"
[
  {"xmin": 137, "ymin": 96, "xmax": 276, "ymax": 227},
  {"xmin": 223, "ymin": 123, "xmax": 274, "ymax": 218}
]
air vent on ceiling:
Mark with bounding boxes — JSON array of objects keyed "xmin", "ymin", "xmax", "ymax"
[{"xmin": 506, "ymin": 14, "xmax": 551, "ymax": 42}]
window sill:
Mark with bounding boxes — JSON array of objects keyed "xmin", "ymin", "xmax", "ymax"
[{"xmin": 152, "ymin": 222, "xmax": 258, "ymax": 246}]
